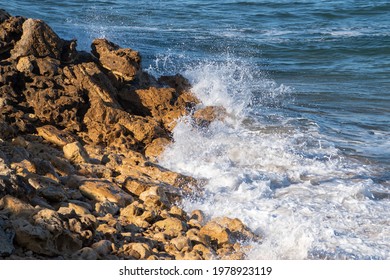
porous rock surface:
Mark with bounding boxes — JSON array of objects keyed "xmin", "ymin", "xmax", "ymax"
[{"xmin": 0, "ymin": 10, "xmax": 260, "ymax": 260}]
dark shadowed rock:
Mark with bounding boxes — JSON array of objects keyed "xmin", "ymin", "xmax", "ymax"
[
  {"xmin": 0, "ymin": 9, "xmax": 10, "ymax": 24},
  {"xmin": 0, "ymin": 216, "xmax": 14, "ymax": 256},
  {"xmin": 0, "ymin": 15, "xmax": 25, "ymax": 59},
  {"xmin": 158, "ymin": 74, "xmax": 192, "ymax": 93}
]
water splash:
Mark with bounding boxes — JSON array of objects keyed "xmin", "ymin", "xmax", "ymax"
[{"xmin": 159, "ymin": 59, "xmax": 390, "ymax": 259}]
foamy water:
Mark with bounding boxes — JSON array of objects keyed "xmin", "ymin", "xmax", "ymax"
[
  {"xmin": 159, "ymin": 61, "xmax": 390, "ymax": 260},
  {"xmin": 6, "ymin": 0, "xmax": 390, "ymax": 260}
]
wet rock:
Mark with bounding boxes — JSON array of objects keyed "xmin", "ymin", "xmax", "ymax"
[
  {"xmin": 81, "ymin": 76, "xmax": 163, "ymax": 147},
  {"xmin": 218, "ymin": 244, "xmax": 245, "ymax": 260},
  {"xmin": 169, "ymin": 205, "xmax": 187, "ymax": 220},
  {"xmin": 214, "ymin": 217, "xmax": 259, "ymax": 242},
  {"xmin": 186, "ymin": 228, "xmax": 210, "ymax": 246},
  {"xmin": 131, "ymin": 87, "xmax": 187, "ymax": 131},
  {"xmin": 193, "ymin": 106, "xmax": 227, "ymax": 126},
  {"xmin": 199, "ymin": 220, "xmax": 232, "ymax": 247},
  {"xmin": 188, "ymin": 218, "xmax": 202, "ymax": 229},
  {"xmin": 144, "ymin": 137, "xmax": 170, "ymax": 161},
  {"xmin": 199, "ymin": 217, "xmax": 259, "ymax": 250}
]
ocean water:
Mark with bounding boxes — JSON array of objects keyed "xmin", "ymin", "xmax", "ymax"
[{"xmin": 4, "ymin": 0, "xmax": 389, "ymax": 259}]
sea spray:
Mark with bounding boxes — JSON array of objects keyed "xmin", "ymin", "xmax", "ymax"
[
  {"xmin": 159, "ymin": 59, "xmax": 390, "ymax": 259},
  {"xmin": 7, "ymin": 0, "xmax": 390, "ymax": 260}
]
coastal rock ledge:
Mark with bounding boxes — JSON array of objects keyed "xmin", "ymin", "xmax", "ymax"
[{"xmin": 0, "ymin": 9, "xmax": 260, "ymax": 260}]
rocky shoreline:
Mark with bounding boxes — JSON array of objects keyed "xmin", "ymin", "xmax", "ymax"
[{"xmin": 0, "ymin": 9, "xmax": 260, "ymax": 260}]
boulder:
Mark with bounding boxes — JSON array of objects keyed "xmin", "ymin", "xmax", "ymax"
[
  {"xmin": 131, "ymin": 87, "xmax": 186, "ymax": 131},
  {"xmin": 11, "ymin": 19, "xmax": 64, "ymax": 60},
  {"xmin": 199, "ymin": 217, "xmax": 259, "ymax": 248},
  {"xmin": 121, "ymin": 243, "xmax": 152, "ymax": 260},
  {"xmin": 91, "ymin": 240, "xmax": 113, "ymax": 257},
  {"xmin": 96, "ymin": 223, "xmax": 118, "ymax": 241},
  {"xmin": 213, "ymin": 217, "xmax": 259, "ymax": 242},
  {"xmin": 95, "ymin": 200, "xmax": 120, "ymax": 216},
  {"xmin": 153, "ymin": 217, "xmax": 188, "ymax": 237},
  {"xmin": 139, "ymin": 186, "xmax": 170, "ymax": 208},
  {"xmin": 119, "ymin": 202, "xmax": 153, "ymax": 229},
  {"xmin": 170, "ymin": 236, "xmax": 192, "ymax": 252},
  {"xmin": 37, "ymin": 125, "xmax": 75, "ymax": 147},
  {"xmin": 122, "ymin": 178, "xmax": 150, "ymax": 196},
  {"xmin": 38, "ymin": 184, "xmax": 67, "ymax": 202},
  {"xmin": 193, "ymin": 244, "xmax": 215, "ymax": 260},
  {"xmin": 193, "ymin": 106, "xmax": 226, "ymax": 126},
  {"xmin": 12, "ymin": 209, "xmax": 83, "ymax": 256},
  {"xmin": 57, "ymin": 202, "xmax": 91, "ymax": 216},
  {"xmin": 71, "ymin": 247, "xmax": 98, "ymax": 260},
  {"xmin": 16, "ymin": 56, "xmax": 34, "ymax": 73},
  {"xmin": 199, "ymin": 220, "xmax": 232, "ymax": 247},
  {"xmin": 0, "ymin": 195, "xmax": 35, "ymax": 218},
  {"xmin": 79, "ymin": 179, "xmax": 133, "ymax": 207},
  {"xmin": 144, "ymin": 137, "xmax": 170, "ymax": 161},
  {"xmin": 91, "ymin": 38, "xmax": 141, "ymax": 82},
  {"xmin": 63, "ymin": 141, "xmax": 90, "ymax": 164}
]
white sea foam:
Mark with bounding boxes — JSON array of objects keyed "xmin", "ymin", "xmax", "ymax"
[{"xmin": 159, "ymin": 59, "xmax": 390, "ymax": 259}]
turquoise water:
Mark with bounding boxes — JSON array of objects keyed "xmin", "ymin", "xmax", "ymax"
[{"xmin": 4, "ymin": 0, "xmax": 390, "ymax": 259}]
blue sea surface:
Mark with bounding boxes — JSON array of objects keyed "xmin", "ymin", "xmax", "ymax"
[{"xmin": 3, "ymin": 0, "xmax": 390, "ymax": 259}]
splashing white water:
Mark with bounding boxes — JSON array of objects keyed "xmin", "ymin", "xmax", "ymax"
[{"xmin": 159, "ymin": 59, "xmax": 390, "ymax": 260}]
